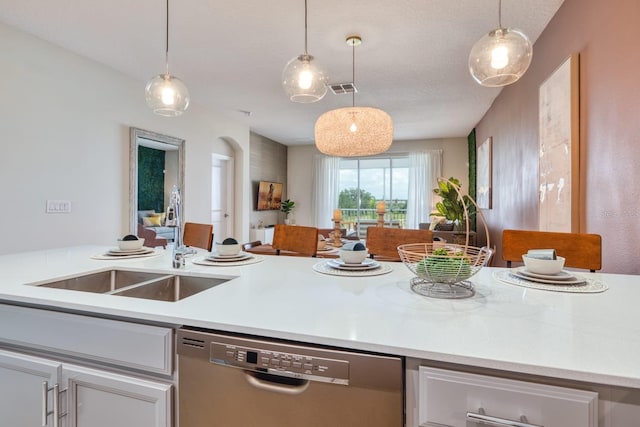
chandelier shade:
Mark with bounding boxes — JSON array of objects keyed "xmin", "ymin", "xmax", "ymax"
[
  {"xmin": 468, "ymin": 0, "xmax": 532, "ymax": 87},
  {"xmin": 314, "ymin": 35, "xmax": 393, "ymax": 157},
  {"xmin": 282, "ymin": 53, "xmax": 328, "ymax": 103},
  {"xmin": 315, "ymin": 107, "xmax": 393, "ymax": 157},
  {"xmin": 145, "ymin": 0, "xmax": 190, "ymax": 116}
]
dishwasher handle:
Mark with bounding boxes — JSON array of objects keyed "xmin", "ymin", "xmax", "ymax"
[{"xmin": 244, "ymin": 371, "xmax": 310, "ymax": 395}]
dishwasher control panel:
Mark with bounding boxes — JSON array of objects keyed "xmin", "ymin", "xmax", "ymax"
[{"xmin": 210, "ymin": 340, "xmax": 350, "ymax": 385}]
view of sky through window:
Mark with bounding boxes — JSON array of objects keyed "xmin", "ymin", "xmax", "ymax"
[{"xmin": 339, "ymin": 157, "xmax": 409, "ymax": 200}]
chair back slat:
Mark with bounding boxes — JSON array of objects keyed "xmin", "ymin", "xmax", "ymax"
[
  {"xmin": 183, "ymin": 222, "xmax": 214, "ymax": 251},
  {"xmin": 272, "ymin": 224, "xmax": 319, "ymax": 257},
  {"xmin": 502, "ymin": 229, "xmax": 602, "ymax": 271},
  {"xmin": 366, "ymin": 227, "xmax": 433, "ymax": 261}
]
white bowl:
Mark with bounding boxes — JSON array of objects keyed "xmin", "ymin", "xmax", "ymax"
[
  {"xmin": 215, "ymin": 242, "xmax": 241, "ymax": 256},
  {"xmin": 339, "ymin": 248, "xmax": 368, "ymax": 264},
  {"xmin": 117, "ymin": 238, "xmax": 145, "ymax": 251},
  {"xmin": 522, "ymin": 255, "xmax": 565, "ymax": 275}
]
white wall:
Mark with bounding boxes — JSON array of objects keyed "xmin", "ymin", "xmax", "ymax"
[
  {"xmin": 0, "ymin": 22, "xmax": 251, "ymax": 255},
  {"xmin": 287, "ymin": 138, "xmax": 469, "ymax": 227}
]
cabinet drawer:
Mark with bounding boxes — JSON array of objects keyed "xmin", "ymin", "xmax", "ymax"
[
  {"xmin": 0, "ymin": 304, "xmax": 173, "ymax": 376},
  {"xmin": 418, "ymin": 366, "xmax": 598, "ymax": 427}
]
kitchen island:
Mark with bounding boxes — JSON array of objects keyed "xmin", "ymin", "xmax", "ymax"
[{"xmin": 1, "ymin": 245, "xmax": 639, "ymax": 426}]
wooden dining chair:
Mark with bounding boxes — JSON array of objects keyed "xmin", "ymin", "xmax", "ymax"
[
  {"xmin": 366, "ymin": 227, "xmax": 433, "ymax": 261},
  {"xmin": 502, "ymin": 229, "xmax": 602, "ymax": 271},
  {"xmin": 183, "ymin": 222, "xmax": 214, "ymax": 251},
  {"xmin": 272, "ymin": 224, "xmax": 319, "ymax": 257}
]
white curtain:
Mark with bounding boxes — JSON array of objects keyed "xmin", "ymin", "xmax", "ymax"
[
  {"xmin": 406, "ymin": 150, "xmax": 442, "ymax": 229},
  {"xmin": 311, "ymin": 155, "xmax": 340, "ymax": 228}
]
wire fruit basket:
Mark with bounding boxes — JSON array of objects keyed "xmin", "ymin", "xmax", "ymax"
[
  {"xmin": 398, "ymin": 243, "xmax": 492, "ymax": 298},
  {"xmin": 398, "ymin": 178, "xmax": 492, "ymax": 299}
]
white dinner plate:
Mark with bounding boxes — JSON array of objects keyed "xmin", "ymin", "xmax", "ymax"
[
  {"xmin": 516, "ymin": 267, "xmax": 577, "ymax": 281},
  {"xmin": 107, "ymin": 248, "xmax": 153, "ymax": 256},
  {"xmin": 328, "ymin": 258, "xmax": 380, "ymax": 270},
  {"xmin": 206, "ymin": 252, "xmax": 252, "ymax": 262},
  {"xmin": 108, "ymin": 247, "xmax": 149, "ymax": 254},
  {"xmin": 510, "ymin": 270, "xmax": 585, "ymax": 285},
  {"xmin": 317, "ymin": 247, "xmax": 337, "ymax": 253}
]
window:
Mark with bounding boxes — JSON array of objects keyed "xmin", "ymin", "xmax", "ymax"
[{"xmin": 338, "ymin": 156, "xmax": 409, "ymax": 237}]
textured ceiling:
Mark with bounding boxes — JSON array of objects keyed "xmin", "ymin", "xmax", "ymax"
[{"xmin": 0, "ymin": 0, "xmax": 564, "ymax": 145}]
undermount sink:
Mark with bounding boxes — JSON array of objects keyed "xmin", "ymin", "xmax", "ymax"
[{"xmin": 33, "ymin": 269, "xmax": 229, "ymax": 302}]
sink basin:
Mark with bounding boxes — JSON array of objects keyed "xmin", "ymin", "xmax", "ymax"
[
  {"xmin": 113, "ymin": 275, "xmax": 228, "ymax": 302},
  {"xmin": 37, "ymin": 270, "xmax": 165, "ymax": 293},
  {"xmin": 34, "ymin": 269, "xmax": 229, "ymax": 302}
]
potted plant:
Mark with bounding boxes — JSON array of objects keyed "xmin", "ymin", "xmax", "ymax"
[
  {"xmin": 280, "ymin": 199, "xmax": 295, "ymax": 224},
  {"xmin": 430, "ymin": 177, "xmax": 474, "ymax": 233}
]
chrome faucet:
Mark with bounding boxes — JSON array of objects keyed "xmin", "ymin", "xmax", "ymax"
[{"xmin": 167, "ymin": 185, "xmax": 185, "ymax": 268}]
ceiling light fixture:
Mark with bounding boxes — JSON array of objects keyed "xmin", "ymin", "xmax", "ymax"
[
  {"xmin": 145, "ymin": 0, "xmax": 190, "ymax": 116},
  {"xmin": 281, "ymin": 0, "xmax": 328, "ymax": 103},
  {"xmin": 314, "ymin": 36, "xmax": 393, "ymax": 157},
  {"xmin": 468, "ymin": 0, "xmax": 533, "ymax": 87}
]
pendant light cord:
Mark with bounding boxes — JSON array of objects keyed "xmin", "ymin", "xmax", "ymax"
[
  {"xmin": 165, "ymin": 0, "xmax": 170, "ymax": 74},
  {"xmin": 498, "ymin": 0, "xmax": 502, "ymax": 28},
  {"xmin": 303, "ymin": 0, "xmax": 308, "ymax": 55},
  {"xmin": 351, "ymin": 41, "xmax": 356, "ymax": 108}
]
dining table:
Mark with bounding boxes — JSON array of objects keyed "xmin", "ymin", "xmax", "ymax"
[
  {"xmin": 244, "ymin": 242, "xmax": 408, "ymax": 263},
  {"xmin": 245, "ymin": 243, "xmax": 341, "ymax": 258}
]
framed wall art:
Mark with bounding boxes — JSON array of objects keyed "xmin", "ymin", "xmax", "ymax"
[
  {"xmin": 538, "ymin": 53, "xmax": 580, "ymax": 232},
  {"xmin": 256, "ymin": 181, "xmax": 283, "ymax": 211},
  {"xmin": 476, "ymin": 136, "xmax": 492, "ymax": 209}
]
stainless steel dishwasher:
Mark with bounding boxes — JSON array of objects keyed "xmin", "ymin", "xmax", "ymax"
[{"xmin": 177, "ymin": 328, "xmax": 404, "ymax": 426}]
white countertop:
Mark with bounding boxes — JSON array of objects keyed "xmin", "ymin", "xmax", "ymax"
[{"xmin": 1, "ymin": 245, "xmax": 639, "ymax": 389}]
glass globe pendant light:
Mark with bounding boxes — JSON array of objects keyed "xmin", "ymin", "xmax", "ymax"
[
  {"xmin": 145, "ymin": 0, "xmax": 190, "ymax": 116},
  {"xmin": 468, "ymin": 0, "xmax": 532, "ymax": 87},
  {"xmin": 314, "ymin": 36, "xmax": 393, "ymax": 157},
  {"xmin": 281, "ymin": 0, "xmax": 328, "ymax": 103}
]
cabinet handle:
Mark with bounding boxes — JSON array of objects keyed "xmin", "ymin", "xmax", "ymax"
[
  {"xmin": 41, "ymin": 382, "xmax": 60, "ymax": 427},
  {"xmin": 52, "ymin": 383, "xmax": 59, "ymax": 427},
  {"xmin": 244, "ymin": 371, "xmax": 310, "ymax": 395},
  {"xmin": 42, "ymin": 381, "xmax": 48, "ymax": 426},
  {"xmin": 466, "ymin": 408, "xmax": 542, "ymax": 427}
]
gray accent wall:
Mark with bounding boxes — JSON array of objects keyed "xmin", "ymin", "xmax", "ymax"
[{"xmin": 249, "ymin": 132, "xmax": 288, "ymax": 228}]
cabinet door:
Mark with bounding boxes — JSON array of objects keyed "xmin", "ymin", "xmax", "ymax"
[
  {"xmin": 63, "ymin": 364, "xmax": 172, "ymax": 427},
  {"xmin": 418, "ymin": 367, "xmax": 598, "ymax": 427},
  {"xmin": 0, "ymin": 348, "xmax": 61, "ymax": 426}
]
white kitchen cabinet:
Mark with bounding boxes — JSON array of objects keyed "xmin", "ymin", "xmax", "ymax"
[
  {"xmin": 65, "ymin": 363, "xmax": 171, "ymax": 427},
  {"xmin": 0, "ymin": 349, "xmax": 60, "ymax": 426},
  {"xmin": 0, "ymin": 304, "xmax": 175, "ymax": 427},
  {"xmin": 0, "ymin": 348, "xmax": 171, "ymax": 427},
  {"xmin": 415, "ymin": 366, "xmax": 598, "ymax": 427}
]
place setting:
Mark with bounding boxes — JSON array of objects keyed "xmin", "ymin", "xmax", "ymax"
[
  {"xmin": 192, "ymin": 239, "xmax": 263, "ymax": 266},
  {"xmin": 91, "ymin": 236, "xmax": 164, "ymax": 260},
  {"xmin": 316, "ymin": 237, "xmax": 340, "ymax": 256},
  {"xmin": 313, "ymin": 243, "xmax": 393, "ymax": 277},
  {"xmin": 493, "ymin": 250, "xmax": 608, "ymax": 293}
]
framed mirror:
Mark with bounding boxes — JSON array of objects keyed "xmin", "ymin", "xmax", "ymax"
[{"xmin": 129, "ymin": 127, "xmax": 185, "ymax": 239}]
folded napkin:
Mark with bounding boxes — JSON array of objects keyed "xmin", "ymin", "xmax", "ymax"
[
  {"xmin": 527, "ymin": 249, "xmax": 557, "ymax": 260},
  {"xmin": 341, "ymin": 242, "xmax": 366, "ymax": 251}
]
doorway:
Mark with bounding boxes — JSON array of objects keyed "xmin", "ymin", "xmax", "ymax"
[{"xmin": 211, "ymin": 154, "xmax": 234, "ymax": 241}]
